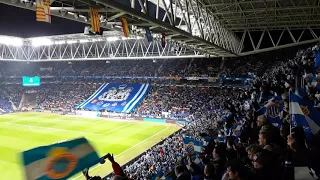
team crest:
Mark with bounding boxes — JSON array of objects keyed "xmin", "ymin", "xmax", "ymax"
[
  {"xmin": 121, "ymin": 101, "xmax": 127, "ymax": 106},
  {"xmin": 300, "ymin": 106, "xmax": 310, "ymax": 115},
  {"xmin": 233, "ymin": 129, "xmax": 241, "ymax": 136},
  {"xmin": 185, "ymin": 142, "xmax": 195, "ymax": 154},
  {"xmin": 302, "ymin": 126, "xmax": 310, "ymax": 131},
  {"xmin": 45, "ymin": 147, "xmax": 78, "ymax": 179},
  {"xmin": 266, "ymin": 104, "xmax": 280, "ymax": 118},
  {"xmin": 102, "ymin": 103, "xmax": 110, "ymax": 107},
  {"xmin": 96, "ymin": 101, "xmax": 104, "ymax": 106},
  {"xmin": 91, "ymin": 99, "xmax": 98, "ymax": 104}
]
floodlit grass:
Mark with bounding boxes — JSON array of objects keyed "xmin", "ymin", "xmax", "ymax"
[{"xmin": 0, "ymin": 112, "xmax": 180, "ymax": 180}]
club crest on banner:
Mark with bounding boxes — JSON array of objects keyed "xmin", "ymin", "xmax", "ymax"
[
  {"xmin": 185, "ymin": 142, "xmax": 195, "ymax": 154},
  {"xmin": 300, "ymin": 106, "xmax": 310, "ymax": 115},
  {"xmin": 45, "ymin": 147, "xmax": 78, "ymax": 179},
  {"xmin": 266, "ymin": 103, "xmax": 280, "ymax": 118},
  {"xmin": 233, "ymin": 129, "xmax": 241, "ymax": 136},
  {"xmin": 91, "ymin": 99, "xmax": 98, "ymax": 104}
]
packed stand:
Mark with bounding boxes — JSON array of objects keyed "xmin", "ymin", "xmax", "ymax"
[
  {"xmin": 106, "ymin": 43, "xmax": 320, "ymax": 180},
  {"xmin": 35, "ymin": 84, "xmax": 97, "ymax": 111}
]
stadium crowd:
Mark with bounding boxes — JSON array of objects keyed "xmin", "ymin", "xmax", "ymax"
[
  {"xmin": 1, "ymin": 42, "xmax": 320, "ymax": 180},
  {"xmin": 103, "ymin": 43, "xmax": 320, "ymax": 180}
]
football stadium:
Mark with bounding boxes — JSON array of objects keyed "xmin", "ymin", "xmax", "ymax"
[{"xmin": 1, "ymin": 0, "xmax": 320, "ymax": 180}]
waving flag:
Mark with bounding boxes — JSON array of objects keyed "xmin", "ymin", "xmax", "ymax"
[
  {"xmin": 289, "ymin": 91, "xmax": 320, "ymax": 138},
  {"xmin": 89, "ymin": 8, "xmax": 100, "ymax": 33},
  {"xmin": 183, "ymin": 137, "xmax": 203, "ymax": 155},
  {"xmin": 257, "ymin": 96, "xmax": 284, "ymax": 128},
  {"xmin": 21, "ymin": 138, "xmax": 100, "ymax": 180},
  {"xmin": 314, "ymin": 49, "xmax": 320, "ymax": 73},
  {"xmin": 36, "ymin": 0, "xmax": 51, "ymax": 23},
  {"xmin": 120, "ymin": 18, "xmax": 129, "ymax": 37}
]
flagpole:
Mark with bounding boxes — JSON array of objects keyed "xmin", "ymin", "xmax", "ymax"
[{"xmin": 289, "ymin": 89, "xmax": 292, "ymax": 135}]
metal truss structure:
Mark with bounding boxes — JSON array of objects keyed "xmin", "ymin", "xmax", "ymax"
[
  {"xmin": 0, "ymin": 34, "xmax": 204, "ymax": 61},
  {"xmin": 1, "ymin": 0, "xmax": 320, "ymax": 59}
]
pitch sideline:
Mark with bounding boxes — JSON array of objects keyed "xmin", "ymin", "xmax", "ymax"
[{"xmin": 72, "ymin": 126, "xmax": 170, "ymax": 180}]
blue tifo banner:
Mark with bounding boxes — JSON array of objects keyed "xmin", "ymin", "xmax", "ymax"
[
  {"xmin": 21, "ymin": 137, "xmax": 100, "ymax": 180},
  {"xmin": 76, "ymin": 83, "xmax": 151, "ymax": 113}
]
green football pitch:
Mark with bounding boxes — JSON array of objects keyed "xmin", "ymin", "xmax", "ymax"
[{"xmin": 0, "ymin": 112, "xmax": 180, "ymax": 180}]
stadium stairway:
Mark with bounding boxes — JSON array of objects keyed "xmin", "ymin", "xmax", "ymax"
[{"xmin": 19, "ymin": 93, "xmax": 37, "ymax": 110}]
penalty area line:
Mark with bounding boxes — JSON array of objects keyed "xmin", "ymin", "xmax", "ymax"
[{"xmin": 72, "ymin": 126, "xmax": 170, "ymax": 180}]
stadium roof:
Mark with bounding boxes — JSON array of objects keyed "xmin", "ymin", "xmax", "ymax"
[{"xmin": 0, "ymin": 0, "xmax": 320, "ymax": 60}]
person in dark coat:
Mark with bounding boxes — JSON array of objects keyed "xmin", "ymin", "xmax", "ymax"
[{"xmin": 175, "ymin": 165, "xmax": 191, "ymax": 180}]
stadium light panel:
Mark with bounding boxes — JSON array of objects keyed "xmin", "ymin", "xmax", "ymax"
[
  {"xmin": 106, "ymin": 37, "xmax": 118, "ymax": 42},
  {"xmin": 66, "ymin": 40, "xmax": 77, "ymax": 44},
  {"xmin": 0, "ymin": 36, "xmax": 23, "ymax": 46},
  {"xmin": 79, "ymin": 39, "xmax": 89, "ymax": 43},
  {"xmin": 31, "ymin": 38, "xmax": 53, "ymax": 47},
  {"xmin": 54, "ymin": 40, "xmax": 66, "ymax": 45}
]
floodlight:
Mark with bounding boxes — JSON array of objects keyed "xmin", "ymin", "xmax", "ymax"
[
  {"xmin": 31, "ymin": 37, "xmax": 53, "ymax": 47},
  {"xmin": 54, "ymin": 40, "xmax": 65, "ymax": 45},
  {"xmin": 79, "ymin": 39, "xmax": 89, "ymax": 43},
  {"xmin": 106, "ymin": 37, "xmax": 118, "ymax": 42},
  {"xmin": 67, "ymin": 40, "xmax": 77, "ymax": 44},
  {"xmin": 0, "ymin": 36, "xmax": 23, "ymax": 46}
]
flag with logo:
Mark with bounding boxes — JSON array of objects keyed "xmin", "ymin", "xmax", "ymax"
[
  {"xmin": 21, "ymin": 137, "xmax": 100, "ymax": 180},
  {"xmin": 257, "ymin": 96, "xmax": 284, "ymax": 128},
  {"xmin": 36, "ymin": 0, "xmax": 51, "ymax": 23},
  {"xmin": 120, "ymin": 18, "xmax": 130, "ymax": 37},
  {"xmin": 183, "ymin": 137, "xmax": 203, "ymax": 155},
  {"xmin": 89, "ymin": 8, "xmax": 100, "ymax": 33},
  {"xmin": 289, "ymin": 91, "xmax": 320, "ymax": 138},
  {"xmin": 151, "ymin": 171, "xmax": 164, "ymax": 180},
  {"xmin": 313, "ymin": 47, "xmax": 320, "ymax": 73}
]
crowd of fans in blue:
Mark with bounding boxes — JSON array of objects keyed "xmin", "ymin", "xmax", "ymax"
[{"xmin": 0, "ymin": 43, "xmax": 320, "ymax": 180}]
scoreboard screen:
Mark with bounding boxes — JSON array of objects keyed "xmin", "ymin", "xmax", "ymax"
[{"xmin": 22, "ymin": 76, "xmax": 41, "ymax": 87}]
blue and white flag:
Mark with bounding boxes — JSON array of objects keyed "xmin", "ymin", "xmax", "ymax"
[
  {"xmin": 21, "ymin": 138, "xmax": 100, "ymax": 180},
  {"xmin": 151, "ymin": 171, "xmax": 164, "ymax": 180},
  {"xmin": 314, "ymin": 49, "xmax": 320, "ymax": 73},
  {"xmin": 257, "ymin": 96, "xmax": 284, "ymax": 128},
  {"xmin": 289, "ymin": 91, "xmax": 320, "ymax": 138},
  {"xmin": 183, "ymin": 137, "xmax": 203, "ymax": 155}
]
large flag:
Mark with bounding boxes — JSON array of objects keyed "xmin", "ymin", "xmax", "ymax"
[
  {"xmin": 36, "ymin": 0, "xmax": 51, "ymax": 23},
  {"xmin": 183, "ymin": 137, "xmax": 203, "ymax": 155},
  {"xmin": 120, "ymin": 18, "xmax": 130, "ymax": 37},
  {"xmin": 313, "ymin": 48, "xmax": 320, "ymax": 73},
  {"xmin": 21, "ymin": 138, "xmax": 100, "ymax": 180},
  {"xmin": 289, "ymin": 91, "xmax": 320, "ymax": 138},
  {"xmin": 257, "ymin": 96, "xmax": 284, "ymax": 128},
  {"xmin": 89, "ymin": 8, "xmax": 100, "ymax": 33}
]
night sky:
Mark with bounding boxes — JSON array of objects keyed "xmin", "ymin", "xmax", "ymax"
[{"xmin": 0, "ymin": 4, "xmax": 86, "ymax": 37}]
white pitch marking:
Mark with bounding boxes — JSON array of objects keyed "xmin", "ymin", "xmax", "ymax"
[
  {"xmin": 71, "ymin": 126, "xmax": 170, "ymax": 180},
  {"xmin": 100, "ymin": 123, "xmax": 133, "ymax": 135},
  {"xmin": 5, "ymin": 122, "xmax": 102, "ymax": 135}
]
